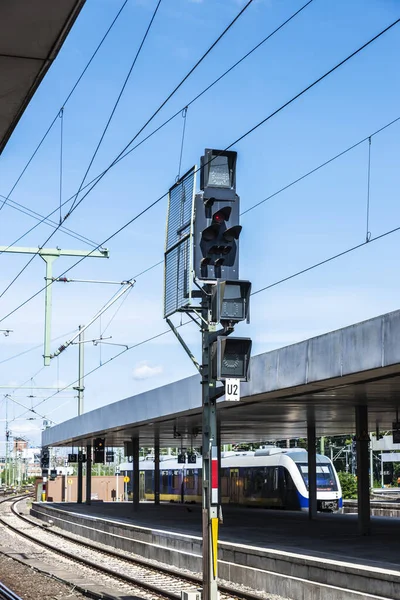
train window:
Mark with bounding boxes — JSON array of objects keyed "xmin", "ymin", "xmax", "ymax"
[
  {"xmin": 185, "ymin": 475, "xmax": 194, "ymax": 489},
  {"xmin": 161, "ymin": 472, "xmax": 169, "ymax": 493},
  {"xmin": 296, "ymin": 463, "xmax": 337, "ymax": 491},
  {"xmin": 145, "ymin": 470, "xmax": 153, "ymax": 493},
  {"xmin": 173, "ymin": 473, "xmax": 181, "ymax": 489},
  {"xmin": 283, "ymin": 467, "xmax": 295, "ymax": 490}
]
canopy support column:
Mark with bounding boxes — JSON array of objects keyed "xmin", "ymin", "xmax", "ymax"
[
  {"xmin": 132, "ymin": 436, "xmax": 140, "ymax": 511},
  {"xmin": 154, "ymin": 430, "xmax": 160, "ymax": 505},
  {"xmin": 307, "ymin": 419, "xmax": 317, "ymax": 519},
  {"xmin": 356, "ymin": 405, "xmax": 370, "ymax": 535},
  {"xmin": 85, "ymin": 444, "xmax": 92, "ymax": 505}
]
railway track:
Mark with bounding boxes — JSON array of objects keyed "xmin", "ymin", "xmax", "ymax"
[
  {"xmin": 0, "ymin": 497, "xmax": 275, "ymax": 600},
  {"xmin": 0, "ymin": 581, "xmax": 23, "ymax": 600}
]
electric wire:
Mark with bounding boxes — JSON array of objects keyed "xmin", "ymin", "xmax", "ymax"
[
  {"xmin": 366, "ymin": 136, "xmax": 372, "ymax": 242},
  {"xmin": 6, "ymin": 115, "xmax": 400, "ymax": 412},
  {"xmin": 68, "ymin": 0, "xmax": 163, "ymax": 214},
  {"xmin": 58, "ymin": 108, "xmax": 64, "ymax": 225},
  {"xmin": 100, "ymin": 284, "xmax": 134, "ymax": 337},
  {"xmin": 0, "ymin": 328, "xmax": 77, "ymax": 366},
  {"xmin": 12, "ymin": 324, "xmax": 183, "ymax": 421},
  {"xmin": 1, "ymin": 19, "xmax": 397, "ymax": 324},
  {"xmin": 1, "ymin": 196, "xmax": 100, "ymax": 247},
  {"xmin": 0, "ymin": 0, "xmax": 130, "ymax": 214},
  {"xmin": 0, "ymin": 0, "xmax": 163, "ymax": 300},
  {"xmin": 119, "ymin": 114, "xmax": 400, "ymax": 281},
  {"xmin": 250, "ymin": 223, "xmax": 400, "ymax": 297},
  {"xmin": 0, "ymin": 0, "xmax": 255, "ymax": 303},
  {"xmin": 65, "ymin": 0, "xmax": 255, "ymax": 218},
  {"xmin": 0, "ymin": 0, "xmax": 313, "ymax": 255},
  {"xmin": 19, "ymin": 213, "xmax": 400, "ymax": 423},
  {"xmin": 241, "ymin": 116, "xmax": 400, "ymax": 217}
]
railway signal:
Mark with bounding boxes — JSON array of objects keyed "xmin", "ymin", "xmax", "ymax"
[
  {"xmin": 211, "ymin": 280, "xmax": 251, "ymax": 324},
  {"xmin": 40, "ymin": 447, "xmax": 49, "ymax": 469},
  {"xmin": 194, "ymin": 149, "xmax": 241, "ymax": 280},
  {"xmin": 164, "ymin": 147, "xmax": 252, "ymax": 600},
  {"xmin": 93, "ymin": 437, "xmax": 105, "ymax": 463},
  {"xmin": 211, "ymin": 336, "xmax": 252, "ymax": 381}
]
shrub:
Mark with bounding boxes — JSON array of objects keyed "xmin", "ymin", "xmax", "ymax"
[{"xmin": 337, "ymin": 471, "xmax": 357, "ymax": 499}]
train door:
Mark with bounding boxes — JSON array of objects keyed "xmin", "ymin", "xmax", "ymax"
[{"xmin": 230, "ymin": 468, "xmax": 240, "ymax": 503}]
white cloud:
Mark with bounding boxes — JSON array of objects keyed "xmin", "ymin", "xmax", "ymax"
[{"xmin": 132, "ymin": 361, "xmax": 163, "ymax": 380}]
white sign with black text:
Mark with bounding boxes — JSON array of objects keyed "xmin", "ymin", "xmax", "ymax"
[{"xmin": 225, "ymin": 378, "xmax": 240, "ymax": 401}]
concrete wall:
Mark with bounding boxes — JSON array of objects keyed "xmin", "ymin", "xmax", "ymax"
[
  {"xmin": 31, "ymin": 503, "xmax": 400, "ymax": 600},
  {"xmin": 45, "ymin": 476, "xmax": 122, "ymax": 502}
]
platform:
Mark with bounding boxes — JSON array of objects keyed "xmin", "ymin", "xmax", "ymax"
[{"xmin": 31, "ymin": 502, "xmax": 400, "ymax": 600}]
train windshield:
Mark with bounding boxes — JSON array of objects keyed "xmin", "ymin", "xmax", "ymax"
[{"xmin": 296, "ymin": 463, "xmax": 338, "ymax": 491}]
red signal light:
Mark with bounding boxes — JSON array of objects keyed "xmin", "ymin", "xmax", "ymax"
[{"xmin": 212, "ymin": 207, "xmax": 231, "ymax": 224}]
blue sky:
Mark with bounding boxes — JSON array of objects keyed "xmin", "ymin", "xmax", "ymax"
[{"xmin": 0, "ymin": 0, "xmax": 399, "ymax": 445}]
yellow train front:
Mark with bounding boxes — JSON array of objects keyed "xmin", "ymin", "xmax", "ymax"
[{"xmin": 120, "ymin": 448, "xmax": 342, "ymax": 512}]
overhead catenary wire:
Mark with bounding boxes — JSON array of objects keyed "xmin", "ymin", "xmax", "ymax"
[
  {"xmin": 0, "ymin": 0, "xmax": 163, "ymax": 302},
  {"xmin": 65, "ymin": 0, "xmax": 255, "ymax": 218},
  {"xmin": 67, "ymin": 0, "xmax": 163, "ymax": 215},
  {"xmin": 1, "ymin": 196, "xmax": 101, "ymax": 248},
  {"xmin": 0, "ymin": 0, "xmax": 256, "ymax": 303},
  {"xmin": 0, "ymin": 0, "xmax": 130, "ymax": 215},
  {"xmin": 1, "ymin": 18, "xmax": 398, "ymax": 324},
  {"xmin": 0, "ymin": 0, "xmax": 313, "ymax": 255},
  {"xmin": 366, "ymin": 136, "xmax": 372, "ymax": 242},
  {"xmin": 17, "ymin": 210, "xmax": 400, "ymax": 422},
  {"xmin": 0, "ymin": 328, "xmax": 78, "ymax": 366},
  {"xmin": 58, "ymin": 108, "xmax": 64, "ymax": 225}
]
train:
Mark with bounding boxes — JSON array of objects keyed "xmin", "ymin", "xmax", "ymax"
[{"xmin": 119, "ymin": 447, "xmax": 343, "ymax": 512}]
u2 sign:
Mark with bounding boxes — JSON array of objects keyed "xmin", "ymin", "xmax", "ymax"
[{"xmin": 225, "ymin": 378, "xmax": 240, "ymax": 401}]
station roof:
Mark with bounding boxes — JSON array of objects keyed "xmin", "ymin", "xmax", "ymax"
[
  {"xmin": 0, "ymin": 0, "xmax": 85, "ymax": 154},
  {"xmin": 43, "ymin": 309, "xmax": 400, "ymax": 448}
]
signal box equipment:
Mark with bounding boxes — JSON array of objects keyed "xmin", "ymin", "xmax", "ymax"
[
  {"xmin": 68, "ymin": 453, "xmax": 78, "ymax": 463},
  {"xmin": 78, "ymin": 452, "xmax": 86, "ymax": 463},
  {"xmin": 211, "ymin": 280, "xmax": 251, "ymax": 324},
  {"xmin": 187, "ymin": 454, "xmax": 197, "ymax": 464},
  {"xmin": 106, "ymin": 450, "xmax": 115, "ymax": 463},
  {"xmin": 194, "ymin": 149, "xmax": 241, "ymax": 280},
  {"xmin": 177, "ymin": 453, "xmax": 186, "ymax": 464},
  {"xmin": 211, "ymin": 336, "xmax": 252, "ymax": 382},
  {"xmin": 40, "ymin": 447, "xmax": 50, "ymax": 469}
]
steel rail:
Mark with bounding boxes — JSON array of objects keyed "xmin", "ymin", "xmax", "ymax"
[
  {"xmin": 0, "ymin": 581, "xmax": 23, "ymax": 600},
  {"xmin": 3, "ymin": 498, "xmax": 266, "ymax": 600}
]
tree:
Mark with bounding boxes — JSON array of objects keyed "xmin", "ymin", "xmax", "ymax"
[{"xmin": 337, "ymin": 471, "xmax": 357, "ymax": 499}]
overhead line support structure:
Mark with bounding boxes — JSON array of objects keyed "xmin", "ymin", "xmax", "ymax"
[{"xmin": 0, "ymin": 245, "xmax": 109, "ymax": 365}]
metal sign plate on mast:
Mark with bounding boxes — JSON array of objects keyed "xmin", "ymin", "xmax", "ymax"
[
  {"xmin": 225, "ymin": 378, "xmax": 240, "ymax": 401},
  {"xmin": 164, "ymin": 166, "xmax": 196, "ymax": 318}
]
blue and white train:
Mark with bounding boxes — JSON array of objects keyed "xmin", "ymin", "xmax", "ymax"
[{"xmin": 120, "ymin": 447, "xmax": 343, "ymax": 512}]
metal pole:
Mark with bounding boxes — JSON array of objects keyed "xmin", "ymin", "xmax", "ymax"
[
  {"xmin": 154, "ymin": 431, "xmax": 160, "ymax": 505},
  {"xmin": 77, "ymin": 326, "xmax": 84, "ymax": 503},
  {"xmin": 133, "ymin": 437, "xmax": 140, "ymax": 511},
  {"xmin": 381, "ymin": 451, "xmax": 384, "ymax": 488},
  {"xmin": 5, "ymin": 397, "xmax": 9, "ymax": 488},
  {"xmin": 86, "ymin": 444, "xmax": 92, "ymax": 505},
  {"xmin": 41, "ymin": 255, "xmax": 58, "ymax": 366},
  {"xmin": 307, "ymin": 420, "xmax": 317, "ymax": 520},
  {"xmin": 355, "ymin": 405, "xmax": 370, "ymax": 535},
  {"xmin": 201, "ymin": 290, "xmax": 218, "ymax": 600},
  {"xmin": 370, "ymin": 441, "xmax": 374, "ymax": 490}
]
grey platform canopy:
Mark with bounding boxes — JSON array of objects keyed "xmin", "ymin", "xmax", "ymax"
[
  {"xmin": 43, "ymin": 309, "xmax": 400, "ymax": 448},
  {"xmin": 0, "ymin": 0, "xmax": 85, "ymax": 154}
]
